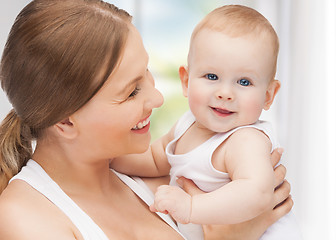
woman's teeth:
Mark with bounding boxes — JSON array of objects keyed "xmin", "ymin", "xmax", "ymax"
[{"xmin": 132, "ymin": 118, "xmax": 150, "ymax": 130}]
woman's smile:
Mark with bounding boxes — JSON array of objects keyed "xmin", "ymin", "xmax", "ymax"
[{"xmin": 132, "ymin": 116, "xmax": 151, "ymax": 132}]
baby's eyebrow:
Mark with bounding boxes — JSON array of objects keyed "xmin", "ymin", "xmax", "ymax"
[{"xmin": 240, "ymin": 69, "xmax": 260, "ymax": 79}]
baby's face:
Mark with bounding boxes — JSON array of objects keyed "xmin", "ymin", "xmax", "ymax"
[{"xmin": 183, "ymin": 29, "xmax": 277, "ymax": 133}]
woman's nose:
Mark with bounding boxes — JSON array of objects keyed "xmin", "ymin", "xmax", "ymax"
[
  {"xmin": 151, "ymin": 87, "xmax": 164, "ymax": 109},
  {"xmin": 145, "ymin": 72, "xmax": 164, "ymax": 109}
]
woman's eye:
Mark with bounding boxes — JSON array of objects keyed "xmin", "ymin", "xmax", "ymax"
[
  {"xmin": 205, "ymin": 73, "xmax": 218, "ymax": 81},
  {"xmin": 238, "ymin": 78, "xmax": 251, "ymax": 86},
  {"xmin": 129, "ymin": 87, "xmax": 140, "ymax": 98}
]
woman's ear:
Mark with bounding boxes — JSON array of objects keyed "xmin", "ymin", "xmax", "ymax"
[
  {"xmin": 179, "ymin": 65, "xmax": 189, "ymax": 97},
  {"xmin": 264, "ymin": 79, "xmax": 281, "ymax": 110},
  {"xmin": 54, "ymin": 117, "xmax": 78, "ymax": 139}
]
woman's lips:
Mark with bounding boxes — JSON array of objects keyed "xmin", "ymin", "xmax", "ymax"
[{"xmin": 132, "ymin": 116, "xmax": 150, "ymax": 130}]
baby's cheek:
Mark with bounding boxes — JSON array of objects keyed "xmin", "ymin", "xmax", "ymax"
[
  {"xmin": 245, "ymin": 99, "xmax": 264, "ymax": 120},
  {"xmin": 188, "ymin": 87, "xmax": 205, "ymax": 105}
]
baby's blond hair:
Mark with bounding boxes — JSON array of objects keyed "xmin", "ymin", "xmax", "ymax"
[{"xmin": 189, "ymin": 5, "xmax": 279, "ymax": 78}]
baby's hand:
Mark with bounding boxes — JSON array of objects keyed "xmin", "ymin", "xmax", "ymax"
[{"xmin": 150, "ymin": 185, "xmax": 192, "ymax": 224}]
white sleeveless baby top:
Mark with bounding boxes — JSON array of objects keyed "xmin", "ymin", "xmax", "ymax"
[
  {"xmin": 10, "ymin": 160, "xmax": 187, "ymax": 240},
  {"xmin": 166, "ymin": 110, "xmax": 302, "ymax": 240}
]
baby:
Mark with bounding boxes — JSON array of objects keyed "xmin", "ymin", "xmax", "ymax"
[{"xmin": 111, "ymin": 5, "xmax": 301, "ymax": 240}]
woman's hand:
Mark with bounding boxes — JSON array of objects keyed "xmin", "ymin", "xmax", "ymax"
[{"xmin": 179, "ymin": 148, "xmax": 293, "ymax": 240}]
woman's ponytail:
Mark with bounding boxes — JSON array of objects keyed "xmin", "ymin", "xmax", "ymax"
[{"xmin": 0, "ymin": 109, "xmax": 32, "ymax": 193}]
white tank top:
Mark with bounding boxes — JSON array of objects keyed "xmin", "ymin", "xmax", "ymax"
[
  {"xmin": 166, "ymin": 110, "xmax": 279, "ymax": 192},
  {"xmin": 10, "ymin": 160, "xmax": 187, "ymax": 240}
]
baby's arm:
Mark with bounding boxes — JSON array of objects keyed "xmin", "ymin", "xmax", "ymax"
[
  {"xmin": 191, "ymin": 128, "xmax": 275, "ymax": 224},
  {"xmin": 151, "ymin": 128, "xmax": 275, "ymax": 224},
  {"xmin": 110, "ymin": 124, "xmax": 176, "ymax": 177}
]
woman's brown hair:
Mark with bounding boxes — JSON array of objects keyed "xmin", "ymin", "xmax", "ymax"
[{"xmin": 0, "ymin": 0, "xmax": 132, "ymax": 192}]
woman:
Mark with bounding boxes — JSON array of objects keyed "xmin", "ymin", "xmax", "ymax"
[{"xmin": 0, "ymin": 0, "xmax": 292, "ymax": 239}]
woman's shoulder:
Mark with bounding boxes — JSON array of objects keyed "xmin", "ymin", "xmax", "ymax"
[
  {"xmin": 0, "ymin": 180, "xmax": 81, "ymax": 239},
  {"xmin": 0, "ymin": 180, "xmax": 38, "ymax": 221}
]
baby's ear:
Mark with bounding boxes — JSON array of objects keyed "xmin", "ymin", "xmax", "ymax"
[
  {"xmin": 264, "ymin": 79, "xmax": 281, "ymax": 110},
  {"xmin": 179, "ymin": 65, "xmax": 189, "ymax": 97},
  {"xmin": 54, "ymin": 116, "xmax": 78, "ymax": 139}
]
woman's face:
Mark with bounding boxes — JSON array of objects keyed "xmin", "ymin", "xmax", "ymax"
[{"xmin": 72, "ymin": 25, "xmax": 164, "ymax": 160}]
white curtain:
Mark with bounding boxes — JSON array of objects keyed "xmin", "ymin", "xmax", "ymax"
[
  {"xmin": 285, "ymin": 0, "xmax": 336, "ymax": 239},
  {"xmin": 258, "ymin": 0, "xmax": 336, "ymax": 239}
]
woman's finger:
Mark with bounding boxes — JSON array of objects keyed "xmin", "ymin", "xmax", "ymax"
[
  {"xmin": 273, "ymin": 180, "xmax": 291, "ymax": 207},
  {"xmin": 177, "ymin": 177, "xmax": 205, "ymax": 196},
  {"xmin": 270, "ymin": 148, "xmax": 284, "ymax": 168},
  {"xmin": 271, "ymin": 196, "xmax": 293, "ymax": 221},
  {"xmin": 274, "ymin": 164, "xmax": 287, "ymax": 188}
]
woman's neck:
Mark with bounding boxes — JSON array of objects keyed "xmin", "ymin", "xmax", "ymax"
[{"xmin": 32, "ymin": 139, "xmax": 114, "ymax": 197}]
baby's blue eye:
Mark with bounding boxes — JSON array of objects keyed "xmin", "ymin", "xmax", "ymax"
[
  {"xmin": 238, "ymin": 79, "xmax": 251, "ymax": 86},
  {"xmin": 205, "ymin": 73, "xmax": 218, "ymax": 81}
]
